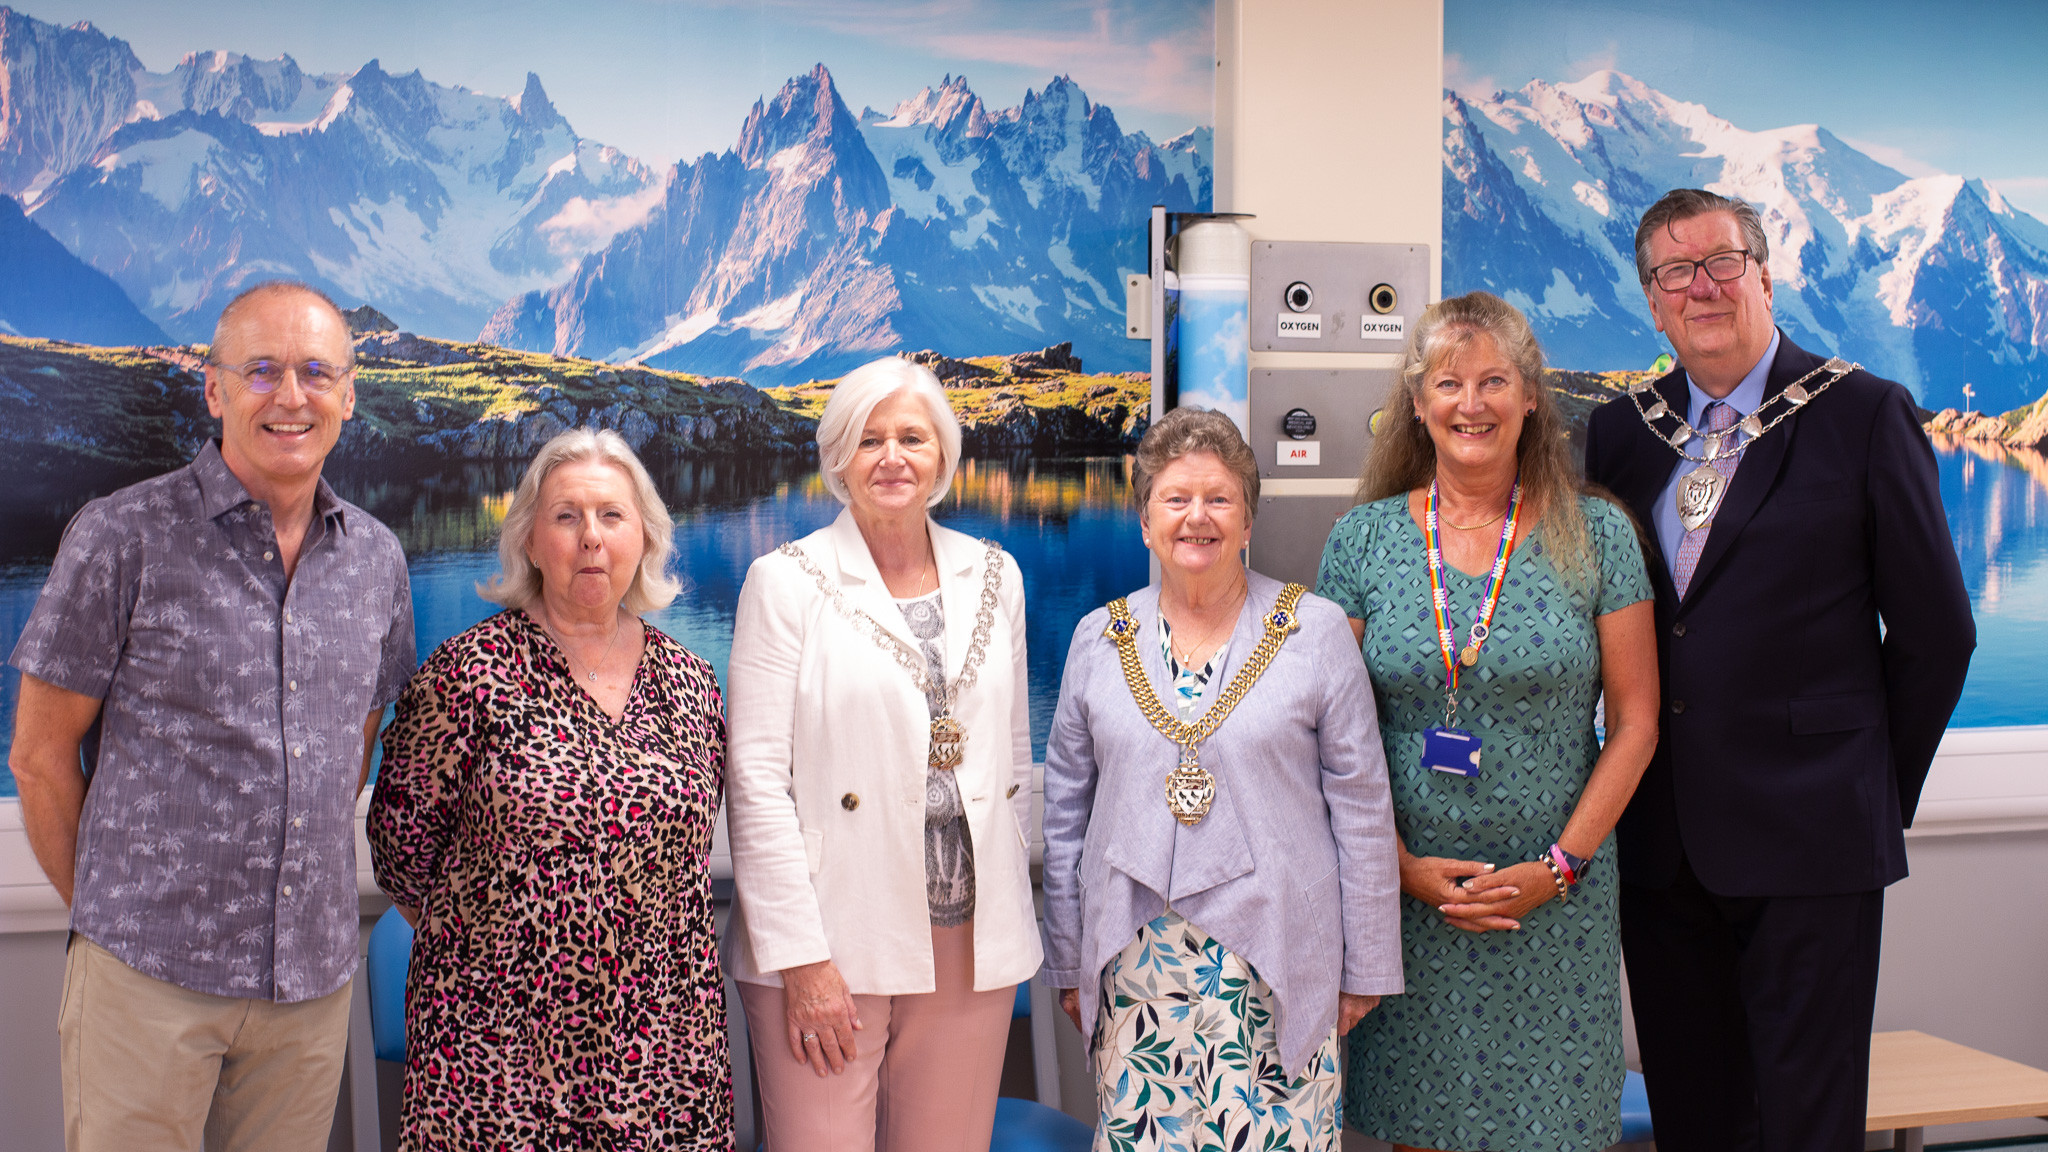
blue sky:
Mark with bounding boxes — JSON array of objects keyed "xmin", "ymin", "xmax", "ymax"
[
  {"xmin": 1447, "ymin": 0, "xmax": 2048, "ymax": 218},
  {"xmin": 16, "ymin": 0, "xmax": 1214, "ymax": 167}
]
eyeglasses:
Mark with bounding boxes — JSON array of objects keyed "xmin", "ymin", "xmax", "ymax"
[
  {"xmin": 1647, "ymin": 250, "xmax": 1755, "ymax": 292},
  {"xmin": 214, "ymin": 359, "xmax": 352, "ymax": 394}
]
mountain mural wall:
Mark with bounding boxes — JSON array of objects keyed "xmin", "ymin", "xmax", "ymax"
[
  {"xmin": 1444, "ymin": 70, "xmax": 2048, "ymax": 413},
  {"xmin": 0, "ymin": 6, "xmax": 1210, "ymax": 382},
  {"xmin": 484, "ymin": 68, "xmax": 1209, "ymax": 382}
]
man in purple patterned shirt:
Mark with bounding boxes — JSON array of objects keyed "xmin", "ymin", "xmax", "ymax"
[{"xmin": 7, "ymin": 282, "xmax": 415, "ymax": 1152}]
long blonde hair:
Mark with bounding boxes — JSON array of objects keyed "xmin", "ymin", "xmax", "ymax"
[{"xmin": 1355, "ymin": 291, "xmax": 1602, "ymax": 590}]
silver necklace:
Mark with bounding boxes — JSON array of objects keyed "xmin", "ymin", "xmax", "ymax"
[
  {"xmin": 539, "ymin": 612, "xmax": 624, "ymax": 682},
  {"xmin": 1627, "ymin": 356, "xmax": 1857, "ymax": 531},
  {"xmin": 779, "ymin": 539, "xmax": 1004, "ymax": 771}
]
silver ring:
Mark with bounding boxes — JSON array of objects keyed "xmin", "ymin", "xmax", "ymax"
[{"xmin": 802, "ymin": 1031, "xmax": 818, "ymax": 1042}]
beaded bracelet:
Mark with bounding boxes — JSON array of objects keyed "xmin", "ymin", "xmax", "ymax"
[{"xmin": 1541, "ymin": 854, "xmax": 1570, "ymax": 903}]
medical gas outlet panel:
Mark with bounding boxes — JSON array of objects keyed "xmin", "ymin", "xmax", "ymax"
[{"xmin": 1246, "ymin": 240, "xmax": 1430, "ymax": 586}]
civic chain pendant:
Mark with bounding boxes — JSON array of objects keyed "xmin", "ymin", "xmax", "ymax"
[
  {"xmin": 1164, "ymin": 744, "xmax": 1217, "ymax": 826},
  {"xmin": 1628, "ymin": 357, "xmax": 1861, "ymax": 534},
  {"xmin": 1103, "ymin": 585, "xmax": 1306, "ymax": 829},
  {"xmin": 1676, "ymin": 464, "xmax": 1729, "ymax": 532},
  {"xmin": 928, "ymin": 714, "xmax": 965, "ymax": 771}
]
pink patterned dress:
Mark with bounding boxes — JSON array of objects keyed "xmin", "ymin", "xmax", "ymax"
[{"xmin": 369, "ymin": 609, "xmax": 732, "ymax": 1150}]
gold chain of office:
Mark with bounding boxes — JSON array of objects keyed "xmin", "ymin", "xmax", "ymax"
[
  {"xmin": 1102, "ymin": 583, "xmax": 1306, "ymax": 826},
  {"xmin": 778, "ymin": 539, "xmax": 1003, "ymax": 770}
]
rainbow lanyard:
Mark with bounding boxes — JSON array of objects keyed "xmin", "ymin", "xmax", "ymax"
[{"xmin": 1423, "ymin": 475, "xmax": 1523, "ymax": 727}]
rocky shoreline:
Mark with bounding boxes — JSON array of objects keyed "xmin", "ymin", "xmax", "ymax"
[{"xmin": 0, "ymin": 321, "xmax": 1152, "ymax": 547}]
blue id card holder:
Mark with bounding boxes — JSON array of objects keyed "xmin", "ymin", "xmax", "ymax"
[{"xmin": 1422, "ymin": 726, "xmax": 1482, "ymax": 777}]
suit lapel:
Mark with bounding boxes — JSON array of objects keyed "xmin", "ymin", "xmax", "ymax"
[
  {"xmin": 1680, "ymin": 338, "xmax": 1810, "ymax": 606},
  {"xmin": 825, "ymin": 509, "xmax": 921, "ymax": 652}
]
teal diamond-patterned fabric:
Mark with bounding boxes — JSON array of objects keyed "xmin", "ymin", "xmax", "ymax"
[{"xmin": 1315, "ymin": 493, "xmax": 1651, "ymax": 1152}]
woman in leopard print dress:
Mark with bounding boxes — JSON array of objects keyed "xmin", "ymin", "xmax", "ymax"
[{"xmin": 369, "ymin": 429, "xmax": 731, "ymax": 1150}]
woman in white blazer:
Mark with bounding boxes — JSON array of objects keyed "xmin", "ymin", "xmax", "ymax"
[{"xmin": 725, "ymin": 356, "xmax": 1040, "ymax": 1152}]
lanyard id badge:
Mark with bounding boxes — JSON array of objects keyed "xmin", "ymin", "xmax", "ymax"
[
  {"xmin": 1421, "ymin": 725, "xmax": 1483, "ymax": 777},
  {"xmin": 1420, "ymin": 476, "xmax": 1522, "ymax": 778}
]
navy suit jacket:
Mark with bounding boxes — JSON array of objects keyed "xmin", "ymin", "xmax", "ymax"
[{"xmin": 1583, "ymin": 332, "xmax": 1974, "ymax": 897}]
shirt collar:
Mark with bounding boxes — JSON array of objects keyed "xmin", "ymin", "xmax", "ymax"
[
  {"xmin": 1683, "ymin": 328, "xmax": 1780, "ymax": 422},
  {"xmin": 192, "ymin": 439, "xmax": 349, "ymax": 534}
]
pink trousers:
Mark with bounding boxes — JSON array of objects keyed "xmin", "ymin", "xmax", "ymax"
[{"xmin": 738, "ymin": 922, "xmax": 1015, "ymax": 1152}]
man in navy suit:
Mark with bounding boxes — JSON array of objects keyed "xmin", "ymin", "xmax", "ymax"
[{"xmin": 1583, "ymin": 188, "xmax": 1975, "ymax": 1152}]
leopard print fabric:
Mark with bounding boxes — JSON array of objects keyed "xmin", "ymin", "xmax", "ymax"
[{"xmin": 369, "ymin": 609, "xmax": 732, "ymax": 1150}]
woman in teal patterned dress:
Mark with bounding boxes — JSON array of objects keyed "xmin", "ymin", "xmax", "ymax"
[{"xmin": 1316, "ymin": 292, "xmax": 1660, "ymax": 1152}]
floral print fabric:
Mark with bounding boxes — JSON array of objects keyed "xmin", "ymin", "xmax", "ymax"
[
  {"xmin": 368, "ymin": 609, "xmax": 732, "ymax": 1150},
  {"xmin": 1091, "ymin": 912, "xmax": 1343, "ymax": 1152}
]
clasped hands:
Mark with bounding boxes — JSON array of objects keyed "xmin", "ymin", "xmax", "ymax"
[{"xmin": 1401, "ymin": 852, "xmax": 1556, "ymax": 932}]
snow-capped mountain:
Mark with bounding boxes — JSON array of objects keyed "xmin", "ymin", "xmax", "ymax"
[
  {"xmin": 483, "ymin": 67, "xmax": 1210, "ymax": 382},
  {"xmin": 0, "ymin": 7, "xmax": 658, "ymax": 341},
  {"xmin": 0, "ymin": 193, "xmax": 166, "ymax": 344},
  {"xmin": 1445, "ymin": 70, "xmax": 2048, "ymax": 411}
]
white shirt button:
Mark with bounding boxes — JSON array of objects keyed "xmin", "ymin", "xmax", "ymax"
[
  {"xmin": 263, "ymin": 550, "xmax": 274, "ymax": 561},
  {"xmin": 282, "ymin": 885, "xmax": 293, "ymax": 896},
  {"xmin": 288, "ymin": 680, "xmax": 298, "ymax": 691},
  {"xmin": 292, "ymin": 746, "xmax": 303, "ymax": 758},
  {"xmin": 285, "ymin": 609, "xmax": 293, "ymax": 622}
]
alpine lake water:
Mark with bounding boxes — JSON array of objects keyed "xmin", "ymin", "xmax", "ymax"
[
  {"xmin": 0, "ymin": 441, "xmax": 2037, "ymax": 796},
  {"xmin": 0, "ymin": 455, "xmax": 1149, "ymax": 796}
]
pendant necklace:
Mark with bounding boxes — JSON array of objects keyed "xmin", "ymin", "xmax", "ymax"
[
  {"xmin": 1626, "ymin": 356, "xmax": 1857, "ymax": 530},
  {"xmin": 540, "ymin": 612, "xmax": 624, "ymax": 683},
  {"xmin": 1167, "ymin": 581, "xmax": 1245, "ymax": 668}
]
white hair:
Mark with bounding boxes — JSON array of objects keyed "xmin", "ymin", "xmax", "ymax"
[
  {"xmin": 816, "ymin": 356, "xmax": 962, "ymax": 507},
  {"xmin": 478, "ymin": 427, "xmax": 681, "ymax": 614}
]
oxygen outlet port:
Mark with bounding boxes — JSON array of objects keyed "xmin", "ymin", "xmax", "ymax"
[
  {"xmin": 1369, "ymin": 283, "xmax": 1399, "ymax": 315},
  {"xmin": 1284, "ymin": 281, "xmax": 1314, "ymax": 313}
]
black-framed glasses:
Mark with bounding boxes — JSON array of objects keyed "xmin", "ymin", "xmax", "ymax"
[
  {"xmin": 214, "ymin": 359, "xmax": 352, "ymax": 394},
  {"xmin": 1647, "ymin": 250, "xmax": 1754, "ymax": 292}
]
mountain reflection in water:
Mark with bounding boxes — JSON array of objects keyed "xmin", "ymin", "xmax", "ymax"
[
  {"xmin": 1, "ymin": 445, "xmax": 2032, "ymax": 797},
  {"xmin": 0, "ymin": 456, "xmax": 1150, "ymax": 794},
  {"xmin": 1933, "ymin": 437, "xmax": 2048, "ymax": 727}
]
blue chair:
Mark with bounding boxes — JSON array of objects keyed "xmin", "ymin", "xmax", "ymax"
[
  {"xmin": 366, "ymin": 904, "xmax": 415, "ymax": 1063},
  {"xmin": 1619, "ymin": 1069, "xmax": 1654, "ymax": 1143},
  {"xmin": 988, "ymin": 954, "xmax": 1092, "ymax": 1152}
]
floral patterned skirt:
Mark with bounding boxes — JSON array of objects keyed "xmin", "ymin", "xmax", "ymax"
[{"xmin": 1091, "ymin": 912, "xmax": 1342, "ymax": 1152}]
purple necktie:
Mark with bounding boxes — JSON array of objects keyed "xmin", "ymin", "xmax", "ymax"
[{"xmin": 1672, "ymin": 401, "xmax": 1741, "ymax": 600}]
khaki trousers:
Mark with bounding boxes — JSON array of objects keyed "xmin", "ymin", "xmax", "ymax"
[
  {"xmin": 59, "ymin": 934, "xmax": 354, "ymax": 1152},
  {"xmin": 739, "ymin": 922, "xmax": 1015, "ymax": 1152}
]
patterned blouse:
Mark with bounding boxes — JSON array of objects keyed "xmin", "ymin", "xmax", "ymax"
[
  {"xmin": 896, "ymin": 591, "xmax": 975, "ymax": 927},
  {"xmin": 1158, "ymin": 614, "xmax": 1226, "ymax": 720},
  {"xmin": 367, "ymin": 609, "xmax": 732, "ymax": 1150}
]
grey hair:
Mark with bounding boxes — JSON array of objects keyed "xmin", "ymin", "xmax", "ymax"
[
  {"xmin": 1132, "ymin": 406, "xmax": 1260, "ymax": 516},
  {"xmin": 478, "ymin": 427, "xmax": 680, "ymax": 614},
  {"xmin": 816, "ymin": 356, "xmax": 963, "ymax": 507},
  {"xmin": 210, "ymin": 280, "xmax": 355, "ymax": 369},
  {"xmin": 1633, "ymin": 189, "xmax": 1770, "ymax": 285}
]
